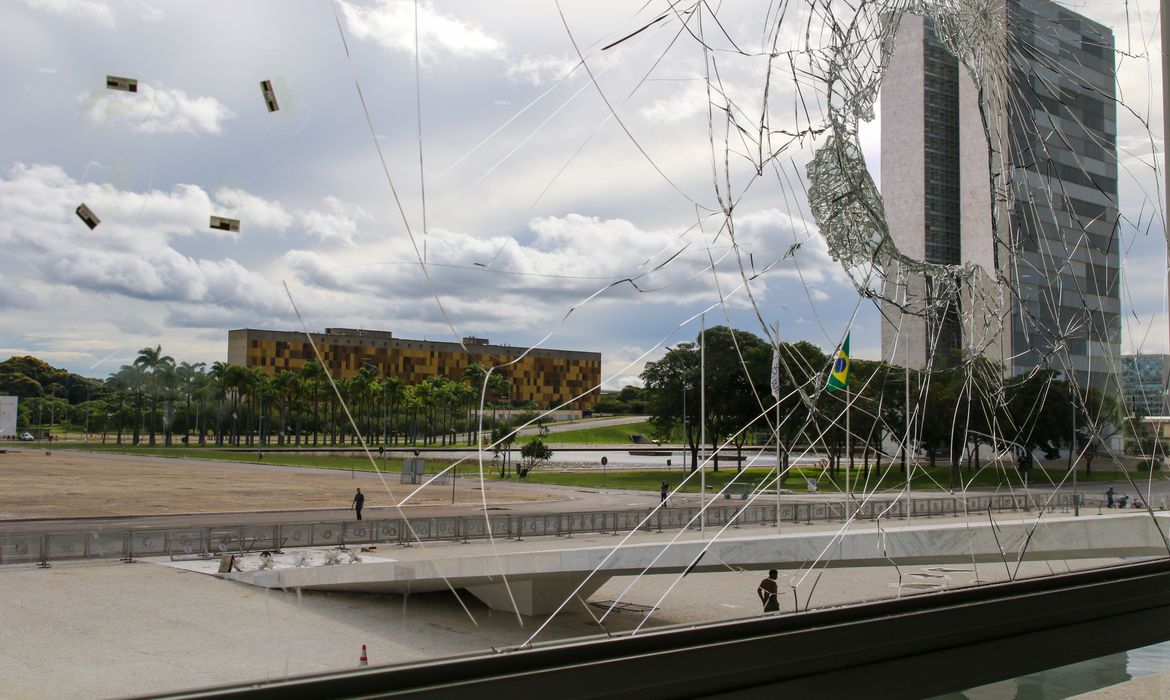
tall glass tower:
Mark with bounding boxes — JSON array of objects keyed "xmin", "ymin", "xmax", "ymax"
[{"xmin": 879, "ymin": 0, "xmax": 1119, "ymax": 393}]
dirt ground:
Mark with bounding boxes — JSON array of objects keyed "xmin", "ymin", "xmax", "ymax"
[{"xmin": 0, "ymin": 448, "xmax": 563, "ymax": 519}]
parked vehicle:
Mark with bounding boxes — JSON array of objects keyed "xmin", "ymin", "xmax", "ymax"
[{"xmin": 19, "ymin": 433, "xmax": 34, "ymax": 441}]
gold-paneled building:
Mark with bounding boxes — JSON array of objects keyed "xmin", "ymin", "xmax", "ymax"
[{"xmin": 227, "ymin": 328, "xmax": 601, "ymax": 410}]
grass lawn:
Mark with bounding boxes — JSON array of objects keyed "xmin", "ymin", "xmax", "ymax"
[
  {"xmin": 25, "ymin": 443, "xmax": 460, "ymax": 475},
  {"xmin": 520, "ymin": 421, "xmax": 655, "ymax": 445},
  {"xmin": 29, "ymin": 440, "xmax": 1146, "ymax": 494},
  {"xmin": 25, "ymin": 418, "xmax": 655, "ymax": 452},
  {"xmin": 508, "ymin": 463, "xmax": 1132, "ymax": 494}
]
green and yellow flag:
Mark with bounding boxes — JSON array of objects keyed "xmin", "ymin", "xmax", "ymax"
[{"xmin": 827, "ymin": 333, "xmax": 850, "ymax": 393}]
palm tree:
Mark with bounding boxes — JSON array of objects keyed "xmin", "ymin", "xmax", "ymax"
[
  {"xmin": 418, "ymin": 376, "xmax": 451, "ymax": 445},
  {"xmin": 300, "ymin": 360, "xmax": 325, "ymax": 446},
  {"xmin": 351, "ymin": 364, "xmax": 379, "ymax": 444},
  {"xmin": 376, "ymin": 375, "xmax": 401, "ymax": 444},
  {"xmin": 348, "ymin": 370, "xmax": 370, "ymax": 445},
  {"xmin": 175, "ymin": 361, "xmax": 205, "ymax": 445},
  {"xmin": 487, "ymin": 371, "xmax": 510, "ymax": 426},
  {"xmin": 330, "ymin": 376, "xmax": 354, "ymax": 446},
  {"xmin": 436, "ymin": 378, "xmax": 458, "ymax": 446},
  {"xmin": 154, "ymin": 361, "xmax": 181, "ymax": 447},
  {"xmin": 368, "ymin": 377, "xmax": 383, "ymax": 445},
  {"xmin": 463, "ymin": 362, "xmax": 488, "ymax": 444},
  {"xmin": 207, "ymin": 361, "xmax": 232, "ymax": 445},
  {"xmin": 220, "ymin": 363, "xmax": 250, "ymax": 446},
  {"xmin": 191, "ymin": 367, "xmax": 216, "ymax": 446},
  {"xmin": 133, "ymin": 345, "xmax": 174, "ymax": 445},
  {"xmin": 401, "ymin": 383, "xmax": 422, "ymax": 445},
  {"xmin": 243, "ymin": 367, "xmax": 269, "ymax": 446},
  {"xmin": 271, "ymin": 370, "xmax": 300, "ymax": 446},
  {"xmin": 456, "ymin": 382, "xmax": 477, "ymax": 445},
  {"xmin": 106, "ymin": 366, "xmax": 143, "ymax": 445}
]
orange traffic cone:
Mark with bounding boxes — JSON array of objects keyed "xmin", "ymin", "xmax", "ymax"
[{"xmin": 359, "ymin": 644, "xmax": 368, "ymax": 667}]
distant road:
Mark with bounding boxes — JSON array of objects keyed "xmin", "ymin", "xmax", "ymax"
[{"xmin": 515, "ymin": 415, "xmax": 647, "ymax": 436}]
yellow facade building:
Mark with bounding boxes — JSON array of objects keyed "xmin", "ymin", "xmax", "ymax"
[{"xmin": 227, "ymin": 328, "xmax": 601, "ymax": 411}]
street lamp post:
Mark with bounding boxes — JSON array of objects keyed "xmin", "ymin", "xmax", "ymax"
[
  {"xmin": 1164, "ymin": 0, "xmax": 1170, "ymax": 395},
  {"xmin": 681, "ymin": 377, "xmax": 687, "ymax": 472},
  {"xmin": 1057, "ymin": 370, "xmax": 1079, "ymax": 516},
  {"xmin": 1072, "ymin": 385, "xmax": 1079, "ymax": 517},
  {"xmin": 700, "ymin": 312, "xmax": 706, "ymax": 534},
  {"xmin": 84, "ymin": 384, "xmax": 91, "ymax": 449}
]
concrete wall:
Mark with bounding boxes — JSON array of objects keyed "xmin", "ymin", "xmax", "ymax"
[{"xmin": 0, "ymin": 395, "xmax": 17, "ymax": 437}]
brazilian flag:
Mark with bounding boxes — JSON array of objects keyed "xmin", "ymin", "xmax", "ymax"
[{"xmin": 827, "ymin": 333, "xmax": 850, "ymax": 393}]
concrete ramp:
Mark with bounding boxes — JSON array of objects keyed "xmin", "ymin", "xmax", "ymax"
[{"xmin": 225, "ymin": 513, "xmax": 1170, "ymax": 615}]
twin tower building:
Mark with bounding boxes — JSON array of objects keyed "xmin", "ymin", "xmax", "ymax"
[{"xmin": 878, "ymin": 0, "xmax": 1119, "ymax": 395}]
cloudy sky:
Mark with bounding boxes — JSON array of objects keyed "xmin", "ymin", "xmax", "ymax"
[{"xmin": 0, "ymin": 0, "xmax": 1164, "ymax": 388}]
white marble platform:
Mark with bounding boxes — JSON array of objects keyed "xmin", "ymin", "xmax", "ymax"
[{"xmin": 213, "ymin": 512, "xmax": 1169, "ymax": 615}]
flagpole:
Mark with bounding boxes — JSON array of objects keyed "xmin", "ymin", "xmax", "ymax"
[
  {"xmin": 776, "ymin": 393, "xmax": 782, "ymax": 531},
  {"xmin": 905, "ymin": 359, "xmax": 912, "ymax": 523},
  {"xmin": 700, "ymin": 311, "xmax": 706, "ymax": 535},
  {"xmin": 1163, "ymin": 0, "xmax": 1170, "ymax": 408},
  {"xmin": 828, "ymin": 334, "xmax": 852, "ymax": 521},
  {"xmin": 774, "ymin": 322, "xmax": 782, "ymax": 532},
  {"xmin": 845, "ymin": 383, "xmax": 851, "ymax": 520}
]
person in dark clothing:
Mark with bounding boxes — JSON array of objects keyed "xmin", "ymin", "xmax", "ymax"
[
  {"xmin": 1105, "ymin": 486, "xmax": 1115, "ymax": 508},
  {"xmin": 660, "ymin": 481, "xmax": 668, "ymax": 506},
  {"xmin": 758, "ymin": 569, "xmax": 779, "ymax": 613},
  {"xmin": 352, "ymin": 488, "xmax": 365, "ymax": 521}
]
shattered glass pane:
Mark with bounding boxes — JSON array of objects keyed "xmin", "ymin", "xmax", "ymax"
[{"xmin": 0, "ymin": 0, "xmax": 1166, "ymax": 696}]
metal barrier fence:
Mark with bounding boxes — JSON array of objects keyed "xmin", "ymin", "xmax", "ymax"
[{"xmin": 0, "ymin": 491, "xmax": 1091, "ymax": 567}]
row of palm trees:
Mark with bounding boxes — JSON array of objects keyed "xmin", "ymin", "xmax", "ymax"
[{"xmin": 98, "ymin": 346, "xmax": 520, "ymax": 448}]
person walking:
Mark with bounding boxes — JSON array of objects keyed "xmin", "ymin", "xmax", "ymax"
[
  {"xmin": 1105, "ymin": 486, "xmax": 1115, "ymax": 508},
  {"xmin": 758, "ymin": 569, "xmax": 779, "ymax": 613},
  {"xmin": 351, "ymin": 488, "xmax": 365, "ymax": 521},
  {"xmin": 660, "ymin": 481, "xmax": 668, "ymax": 506}
]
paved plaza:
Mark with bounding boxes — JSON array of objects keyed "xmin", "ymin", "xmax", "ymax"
[{"xmin": 2, "ymin": 447, "xmax": 1170, "ymax": 698}]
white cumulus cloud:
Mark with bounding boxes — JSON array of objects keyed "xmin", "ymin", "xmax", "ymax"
[
  {"xmin": 505, "ymin": 54, "xmax": 579, "ymax": 85},
  {"xmin": 295, "ymin": 196, "xmax": 370, "ymax": 245},
  {"xmin": 214, "ymin": 188, "xmax": 294, "ymax": 231},
  {"xmin": 338, "ymin": 0, "xmax": 504, "ymax": 60},
  {"xmin": 0, "ymin": 163, "xmax": 295, "ymax": 311},
  {"xmin": 81, "ymin": 82, "xmax": 235, "ymax": 135},
  {"xmin": 17, "ymin": 0, "xmax": 114, "ymax": 27}
]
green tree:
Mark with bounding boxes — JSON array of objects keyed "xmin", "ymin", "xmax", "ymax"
[
  {"xmin": 518, "ymin": 437, "xmax": 553, "ymax": 477},
  {"xmin": 642, "ymin": 341, "xmax": 701, "ymax": 469},
  {"xmin": 154, "ymin": 361, "xmax": 181, "ymax": 447},
  {"xmin": 463, "ymin": 362, "xmax": 488, "ymax": 437},
  {"xmin": 490, "ymin": 424, "xmax": 517, "ymax": 477},
  {"xmin": 108, "ymin": 365, "xmax": 146, "ymax": 445},
  {"xmin": 191, "ymin": 365, "xmax": 217, "ymax": 446},
  {"xmin": 381, "ymin": 375, "xmax": 404, "ymax": 445},
  {"xmin": 218, "ymin": 363, "xmax": 249, "ymax": 446},
  {"xmin": 133, "ymin": 345, "xmax": 174, "ymax": 446},
  {"xmin": 174, "ymin": 362, "xmax": 205, "ymax": 445},
  {"xmin": 245, "ymin": 367, "xmax": 272, "ymax": 446},
  {"xmin": 0, "ymin": 370, "xmax": 43, "ymax": 398},
  {"xmin": 487, "ymin": 372, "xmax": 510, "ymax": 425},
  {"xmin": 1073, "ymin": 385, "xmax": 1121, "ymax": 477},
  {"xmin": 300, "ymin": 360, "xmax": 326, "ymax": 446},
  {"xmin": 700, "ymin": 326, "xmax": 773, "ymax": 471},
  {"xmin": 271, "ymin": 370, "xmax": 301, "ymax": 446},
  {"xmin": 1003, "ymin": 369, "xmax": 1075, "ymax": 466}
]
